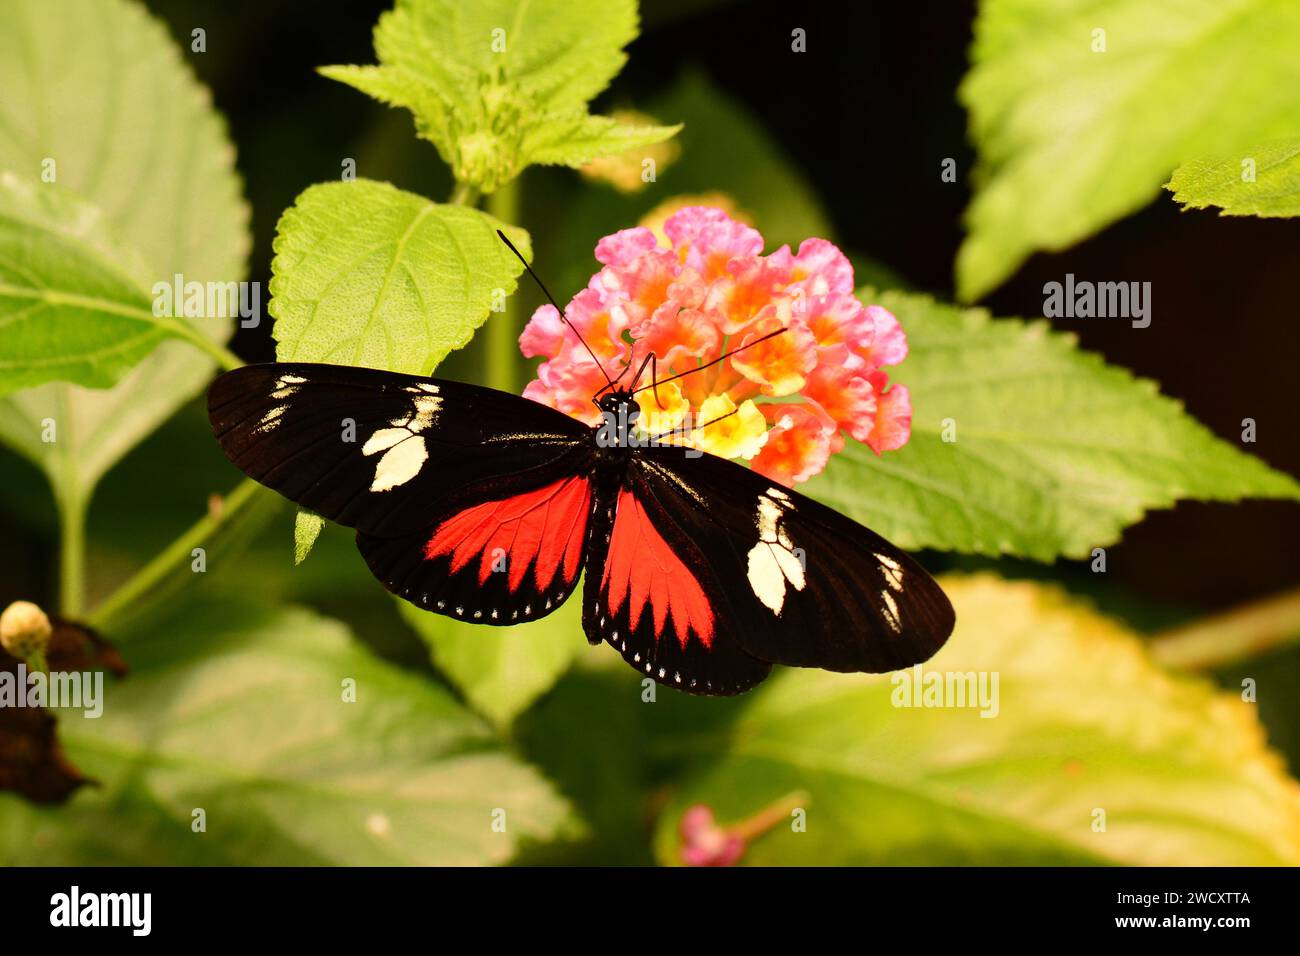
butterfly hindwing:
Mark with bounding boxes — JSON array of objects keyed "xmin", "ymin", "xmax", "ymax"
[
  {"xmin": 208, "ymin": 363, "xmax": 589, "ymax": 537},
  {"xmin": 616, "ymin": 445, "xmax": 955, "ymax": 677},
  {"xmin": 356, "ymin": 451, "xmax": 594, "ymax": 625},
  {"xmin": 581, "ymin": 471, "xmax": 773, "ymax": 696}
]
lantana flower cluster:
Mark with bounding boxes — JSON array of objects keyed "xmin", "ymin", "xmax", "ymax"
[{"xmin": 519, "ymin": 206, "xmax": 911, "ymax": 485}]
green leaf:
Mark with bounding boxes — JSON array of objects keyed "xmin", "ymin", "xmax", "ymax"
[
  {"xmin": 0, "ymin": 173, "xmax": 230, "ymax": 395},
  {"xmin": 0, "ymin": 602, "xmax": 577, "ymax": 865},
  {"xmin": 523, "ymin": 114, "xmax": 682, "ymax": 169},
  {"xmin": 293, "ymin": 509, "xmax": 325, "ymax": 565},
  {"xmin": 801, "ymin": 289, "xmax": 1300, "ymax": 560},
  {"xmin": 958, "ymin": 0, "xmax": 1300, "ymax": 300},
  {"xmin": 0, "ymin": 0, "xmax": 249, "ymax": 493},
  {"xmin": 270, "ymin": 179, "xmax": 530, "ymax": 374},
  {"xmin": 654, "ymin": 575, "xmax": 1300, "ymax": 866},
  {"xmin": 320, "ymin": 0, "xmax": 676, "ymax": 193},
  {"xmin": 399, "ymin": 590, "xmax": 586, "ymax": 727},
  {"xmin": 1167, "ymin": 136, "xmax": 1300, "ymax": 217}
]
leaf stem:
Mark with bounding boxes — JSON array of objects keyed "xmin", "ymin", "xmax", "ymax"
[
  {"xmin": 1149, "ymin": 587, "xmax": 1300, "ymax": 670},
  {"xmin": 88, "ymin": 477, "xmax": 265, "ymax": 634},
  {"xmin": 177, "ymin": 327, "xmax": 243, "ymax": 373},
  {"xmin": 485, "ymin": 179, "xmax": 521, "ymax": 393},
  {"xmin": 0, "ymin": 284, "xmax": 243, "ymax": 373}
]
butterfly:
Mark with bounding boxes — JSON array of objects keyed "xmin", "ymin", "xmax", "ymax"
[{"xmin": 207, "ymin": 235, "xmax": 954, "ymax": 696}]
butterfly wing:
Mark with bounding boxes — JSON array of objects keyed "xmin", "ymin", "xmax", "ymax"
[
  {"xmin": 581, "ymin": 471, "xmax": 773, "ymax": 697},
  {"xmin": 583, "ymin": 444, "xmax": 954, "ymax": 693},
  {"xmin": 356, "ymin": 462, "xmax": 594, "ymax": 625},
  {"xmin": 208, "ymin": 363, "xmax": 595, "ymax": 622},
  {"xmin": 209, "ymin": 363, "xmax": 589, "ymax": 533}
]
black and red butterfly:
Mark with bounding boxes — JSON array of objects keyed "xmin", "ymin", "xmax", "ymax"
[{"xmin": 207, "ymin": 236, "xmax": 954, "ymax": 695}]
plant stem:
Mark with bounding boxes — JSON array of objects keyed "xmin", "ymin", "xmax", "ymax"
[
  {"xmin": 730, "ymin": 790, "xmax": 811, "ymax": 842},
  {"xmin": 449, "ymin": 182, "xmax": 480, "ymax": 207},
  {"xmin": 50, "ymin": 388, "xmax": 87, "ymax": 618},
  {"xmin": 27, "ymin": 646, "xmax": 49, "ymax": 678},
  {"xmin": 485, "ymin": 179, "xmax": 521, "ymax": 392},
  {"xmin": 1149, "ymin": 587, "xmax": 1300, "ymax": 671},
  {"xmin": 88, "ymin": 477, "xmax": 264, "ymax": 634},
  {"xmin": 57, "ymin": 492, "xmax": 86, "ymax": 617}
]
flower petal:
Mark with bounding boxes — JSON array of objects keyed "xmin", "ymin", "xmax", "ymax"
[
  {"xmin": 693, "ymin": 394, "xmax": 768, "ymax": 460},
  {"xmin": 730, "ymin": 314, "xmax": 817, "ymax": 396},
  {"xmin": 803, "ymin": 355, "xmax": 878, "ymax": 442},
  {"xmin": 750, "ymin": 404, "xmax": 834, "ymax": 486},
  {"xmin": 865, "ymin": 379, "xmax": 911, "ymax": 454},
  {"xmin": 635, "ymin": 380, "xmax": 689, "ymax": 436},
  {"xmin": 861, "ymin": 304, "xmax": 908, "ymax": 368},
  {"xmin": 791, "ymin": 237, "xmax": 855, "ymax": 296},
  {"xmin": 704, "ymin": 256, "xmax": 795, "ymax": 334},
  {"xmin": 595, "ymin": 226, "xmax": 661, "ymax": 267},
  {"xmin": 664, "ymin": 206, "xmax": 764, "ymax": 280}
]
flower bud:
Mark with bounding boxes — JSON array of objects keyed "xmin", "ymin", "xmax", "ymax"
[{"xmin": 0, "ymin": 600, "xmax": 53, "ymax": 660}]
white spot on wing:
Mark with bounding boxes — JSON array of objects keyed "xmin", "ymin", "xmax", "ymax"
[
  {"xmin": 876, "ymin": 553, "xmax": 905, "ymax": 592},
  {"xmin": 880, "ymin": 590, "xmax": 902, "ymax": 633},
  {"xmin": 746, "ymin": 491, "xmax": 805, "ymax": 614},
  {"xmin": 368, "ymin": 436, "xmax": 427, "ymax": 491},
  {"xmin": 270, "ymin": 373, "xmax": 308, "ymax": 400},
  {"xmin": 255, "ymin": 405, "xmax": 288, "ymax": 433}
]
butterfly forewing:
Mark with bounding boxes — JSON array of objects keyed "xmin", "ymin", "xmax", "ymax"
[{"xmin": 208, "ymin": 363, "xmax": 588, "ymax": 537}]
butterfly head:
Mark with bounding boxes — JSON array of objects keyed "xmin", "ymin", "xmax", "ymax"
[
  {"xmin": 595, "ymin": 389, "xmax": 635, "ymax": 419},
  {"xmin": 593, "ymin": 389, "xmax": 642, "ymax": 451}
]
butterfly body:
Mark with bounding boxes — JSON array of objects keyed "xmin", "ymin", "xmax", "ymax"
[{"xmin": 209, "ymin": 363, "xmax": 954, "ymax": 696}]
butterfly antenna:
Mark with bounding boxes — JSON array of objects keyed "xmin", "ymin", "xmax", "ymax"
[
  {"xmin": 646, "ymin": 406, "xmax": 739, "ymax": 445},
  {"xmin": 497, "ymin": 230, "xmax": 614, "ymax": 389},
  {"xmin": 631, "ymin": 326, "xmax": 788, "ymax": 395}
]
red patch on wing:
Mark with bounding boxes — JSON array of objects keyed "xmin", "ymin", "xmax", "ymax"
[
  {"xmin": 425, "ymin": 476, "xmax": 590, "ymax": 592},
  {"xmin": 602, "ymin": 488, "xmax": 715, "ymax": 649}
]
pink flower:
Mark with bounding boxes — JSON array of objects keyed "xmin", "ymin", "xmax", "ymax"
[
  {"xmin": 519, "ymin": 206, "xmax": 912, "ymax": 484},
  {"xmin": 679, "ymin": 805, "xmax": 746, "ymax": 867},
  {"xmin": 678, "ymin": 791, "xmax": 811, "ymax": 866}
]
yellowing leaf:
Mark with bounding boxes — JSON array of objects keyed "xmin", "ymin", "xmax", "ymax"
[{"xmin": 655, "ymin": 575, "xmax": 1300, "ymax": 866}]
